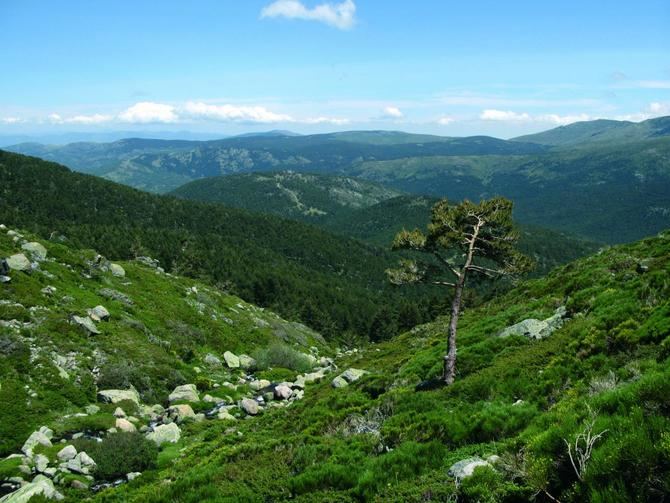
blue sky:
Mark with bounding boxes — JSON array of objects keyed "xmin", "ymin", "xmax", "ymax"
[{"xmin": 1, "ymin": 0, "xmax": 669, "ymax": 138}]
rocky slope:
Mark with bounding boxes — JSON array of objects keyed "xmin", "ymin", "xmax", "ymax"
[{"xmin": 0, "ymin": 224, "xmax": 348, "ymax": 501}]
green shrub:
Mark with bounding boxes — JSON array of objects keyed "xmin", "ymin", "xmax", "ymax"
[
  {"xmin": 252, "ymin": 343, "xmax": 313, "ymax": 373},
  {"xmin": 73, "ymin": 432, "xmax": 158, "ymax": 480}
]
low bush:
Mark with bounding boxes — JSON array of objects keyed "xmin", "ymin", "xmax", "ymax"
[
  {"xmin": 252, "ymin": 343, "xmax": 313, "ymax": 373},
  {"xmin": 73, "ymin": 432, "xmax": 158, "ymax": 480}
]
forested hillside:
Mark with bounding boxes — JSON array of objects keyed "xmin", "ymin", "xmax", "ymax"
[{"xmin": 0, "ymin": 151, "xmax": 440, "ymax": 341}]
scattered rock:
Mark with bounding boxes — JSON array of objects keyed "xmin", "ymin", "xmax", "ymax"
[
  {"xmin": 71, "ymin": 315, "xmax": 100, "ymax": 335},
  {"xmin": 249, "ymin": 379, "xmax": 271, "ymax": 391},
  {"xmin": 98, "ymin": 288, "xmax": 133, "ymax": 306},
  {"xmin": 115, "ymin": 418, "xmax": 137, "ymax": 433},
  {"xmin": 109, "ymin": 264, "xmax": 126, "ymax": 277},
  {"xmin": 498, "ymin": 306, "xmax": 567, "ymax": 340},
  {"xmin": 223, "ymin": 351, "xmax": 240, "ymax": 368},
  {"xmin": 168, "ymin": 384, "xmax": 199, "ymax": 403},
  {"xmin": 41, "ymin": 286, "xmax": 57, "ymax": 295},
  {"xmin": 0, "ymin": 474, "xmax": 62, "ymax": 502},
  {"xmin": 6, "ymin": 254, "xmax": 31, "ymax": 272},
  {"xmin": 340, "ymin": 368, "xmax": 368, "ymax": 383},
  {"xmin": 204, "ymin": 353, "xmax": 222, "ymax": 368},
  {"xmin": 168, "ymin": 404, "xmax": 196, "ymax": 423},
  {"xmin": 88, "ymin": 305, "xmax": 110, "ymax": 322},
  {"xmin": 66, "ymin": 452, "xmax": 96, "ymax": 475},
  {"xmin": 331, "ymin": 376, "xmax": 348, "ymax": 388},
  {"xmin": 448, "ymin": 457, "xmax": 492, "ymax": 480},
  {"xmin": 21, "ymin": 427, "xmax": 53, "ymax": 456},
  {"xmin": 303, "ymin": 371, "xmax": 325, "ymax": 383},
  {"xmin": 240, "ymin": 398, "xmax": 259, "ymax": 416},
  {"xmin": 126, "ymin": 472, "xmax": 141, "ymax": 481},
  {"xmin": 57, "ymin": 446, "xmax": 77, "ymax": 462},
  {"xmin": 146, "ymin": 423, "xmax": 181, "ymax": 446},
  {"xmin": 113, "ymin": 407, "xmax": 126, "ymax": 418},
  {"xmin": 33, "ymin": 454, "xmax": 49, "ymax": 473},
  {"xmin": 84, "ymin": 404, "xmax": 100, "ymax": 415},
  {"xmin": 238, "ymin": 354, "xmax": 256, "ymax": 370},
  {"xmin": 21, "ymin": 242, "xmax": 47, "ymax": 261},
  {"xmin": 217, "ymin": 410, "xmax": 237, "ymax": 421},
  {"xmin": 274, "ymin": 384, "xmax": 293, "ymax": 400},
  {"xmin": 97, "ymin": 388, "xmax": 140, "ymax": 405}
]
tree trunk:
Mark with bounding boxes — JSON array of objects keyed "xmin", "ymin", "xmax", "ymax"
[{"xmin": 444, "ymin": 279, "xmax": 464, "ymax": 384}]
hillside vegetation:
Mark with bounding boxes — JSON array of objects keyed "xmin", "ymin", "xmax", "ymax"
[
  {"xmin": 90, "ymin": 229, "xmax": 670, "ymax": 502},
  {"xmin": 2, "ymin": 220, "xmax": 667, "ymax": 501}
]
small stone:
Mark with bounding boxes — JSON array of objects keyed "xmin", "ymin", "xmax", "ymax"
[
  {"xmin": 146, "ymin": 423, "xmax": 181, "ymax": 446},
  {"xmin": 126, "ymin": 472, "xmax": 142, "ymax": 481},
  {"xmin": 88, "ymin": 305, "xmax": 110, "ymax": 322},
  {"xmin": 240, "ymin": 398, "xmax": 259, "ymax": 416},
  {"xmin": 57, "ymin": 446, "xmax": 77, "ymax": 462},
  {"xmin": 223, "ymin": 351, "xmax": 240, "ymax": 368},
  {"xmin": 84, "ymin": 405, "xmax": 100, "ymax": 415},
  {"xmin": 98, "ymin": 388, "xmax": 140, "ymax": 404},
  {"xmin": 340, "ymin": 368, "xmax": 368, "ymax": 383},
  {"xmin": 34, "ymin": 454, "xmax": 49, "ymax": 473},
  {"xmin": 109, "ymin": 264, "xmax": 126, "ymax": 277},
  {"xmin": 71, "ymin": 315, "xmax": 100, "ymax": 335},
  {"xmin": 238, "ymin": 354, "xmax": 256, "ymax": 370},
  {"xmin": 274, "ymin": 385, "xmax": 293, "ymax": 400},
  {"xmin": 168, "ymin": 384, "xmax": 199, "ymax": 403},
  {"xmin": 115, "ymin": 418, "xmax": 137, "ymax": 433},
  {"xmin": 6, "ymin": 253, "xmax": 31, "ymax": 272},
  {"xmin": 71, "ymin": 479, "xmax": 88, "ymax": 490},
  {"xmin": 204, "ymin": 353, "xmax": 222, "ymax": 368},
  {"xmin": 217, "ymin": 410, "xmax": 237, "ymax": 421},
  {"xmin": 167, "ymin": 404, "xmax": 196, "ymax": 423},
  {"xmin": 249, "ymin": 379, "xmax": 271, "ymax": 391},
  {"xmin": 331, "ymin": 376, "xmax": 348, "ymax": 388},
  {"xmin": 21, "ymin": 242, "xmax": 47, "ymax": 261}
]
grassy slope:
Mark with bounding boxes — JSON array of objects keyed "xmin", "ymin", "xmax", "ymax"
[{"xmin": 91, "ymin": 231, "xmax": 670, "ymax": 502}]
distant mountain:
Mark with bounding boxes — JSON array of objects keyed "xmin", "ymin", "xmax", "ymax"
[
  {"xmin": 234, "ymin": 130, "xmax": 302, "ymax": 138},
  {"xmin": 513, "ymin": 115, "xmax": 670, "ymax": 146},
  {"xmin": 173, "ymin": 174, "xmax": 600, "ymax": 275},
  {"xmin": 0, "ymin": 130, "xmax": 228, "ymax": 147},
  {"xmin": 171, "ymin": 171, "xmax": 403, "ymax": 221},
  {"xmin": 343, "ymin": 137, "xmax": 670, "ymax": 243},
  {"xmin": 6, "ymin": 133, "xmax": 546, "ymax": 193}
]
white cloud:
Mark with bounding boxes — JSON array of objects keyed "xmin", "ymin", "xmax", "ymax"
[
  {"xmin": 261, "ymin": 0, "xmax": 356, "ymax": 30},
  {"xmin": 616, "ymin": 102, "xmax": 670, "ymax": 122},
  {"xmin": 480, "ymin": 109, "xmax": 532, "ymax": 122},
  {"xmin": 613, "ymin": 80, "xmax": 670, "ymax": 89},
  {"xmin": 302, "ymin": 116, "xmax": 350, "ymax": 125},
  {"xmin": 64, "ymin": 114, "xmax": 112, "ymax": 125},
  {"xmin": 437, "ymin": 116, "xmax": 455, "ymax": 126},
  {"xmin": 183, "ymin": 101, "xmax": 292, "ymax": 123},
  {"xmin": 538, "ymin": 113, "xmax": 592, "ymax": 125},
  {"xmin": 48, "ymin": 113, "xmax": 63, "ymax": 124},
  {"xmin": 382, "ymin": 106, "xmax": 403, "ymax": 119},
  {"xmin": 480, "ymin": 109, "xmax": 594, "ymax": 125},
  {"xmin": 1, "ymin": 117, "xmax": 22, "ymax": 124},
  {"xmin": 118, "ymin": 102, "xmax": 178, "ymax": 123}
]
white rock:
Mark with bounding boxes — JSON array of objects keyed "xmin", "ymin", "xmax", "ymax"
[
  {"xmin": 0, "ymin": 474, "xmax": 62, "ymax": 502},
  {"xmin": 126, "ymin": 472, "xmax": 142, "ymax": 481},
  {"xmin": 238, "ymin": 354, "xmax": 256, "ymax": 370},
  {"xmin": 21, "ymin": 429, "xmax": 53, "ymax": 456},
  {"xmin": 274, "ymin": 385, "xmax": 293, "ymax": 400},
  {"xmin": 88, "ymin": 305, "xmax": 110, "ymax": 322},
  {"xmin": 6, "ymin": 254, "xmax": 31, "ymax": 272},
  {"xmin": 21, "ymin": 242, "xmax": 47, "ymax": 261},
  {"xmin": 223, "ymin": 351, "xmax": 240, "ymax": 368},
  {"xmin": 168, "ymin": 384, "xmax": 199, "ymax": 403},
  {"xmin": 109, "ymin": 264, "xmax": 125, "ymax": 277},
  {"xmin": 72, "ymin": 315, "xmax": 100, "ymax": 335},
  {"xmin": 33, "ymin": 454, "xmax": 49, "ymax": 473},
  {"xmin": 97, "ymin": 388, "xmax": 140, "ymax": 404},
  {"xmin": 146, "ymin": 423, "xmax": 181, "ymax": 446},
  {"xmin": 113, "ymin": 407, "xmax": 126, "ymax": 418},
  {"xmin": 167, "ymin": 404, "xmax": 196, "ymax": 423},
  {"xmin": 240, "ymin": 398, "xmax": 259, "ymax": 416},
  {"xmin": 56, "ymin": 446, "xmax": 77, "ymax": 462},
  {"xmin": 331, "ymin": 376, "xmax": 348, "ymax": 388},
  {"xmin": 115, "ymin": 418, "xmax": 137, "ymax": 433}
]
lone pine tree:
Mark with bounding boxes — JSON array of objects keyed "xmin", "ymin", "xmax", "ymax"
[{"xmin": 387, "ymin": 197, "xmax": 533, "ymax": 384}]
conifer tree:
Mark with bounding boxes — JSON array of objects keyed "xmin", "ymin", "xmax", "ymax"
[{"xmin": 388, "ymin": 197, "xmax": 533, "ymax": 384}]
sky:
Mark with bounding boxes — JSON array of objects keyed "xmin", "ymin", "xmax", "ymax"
[{"xmin": 1, "ymin": 0, "xmax": 669, "ymax": 140}]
